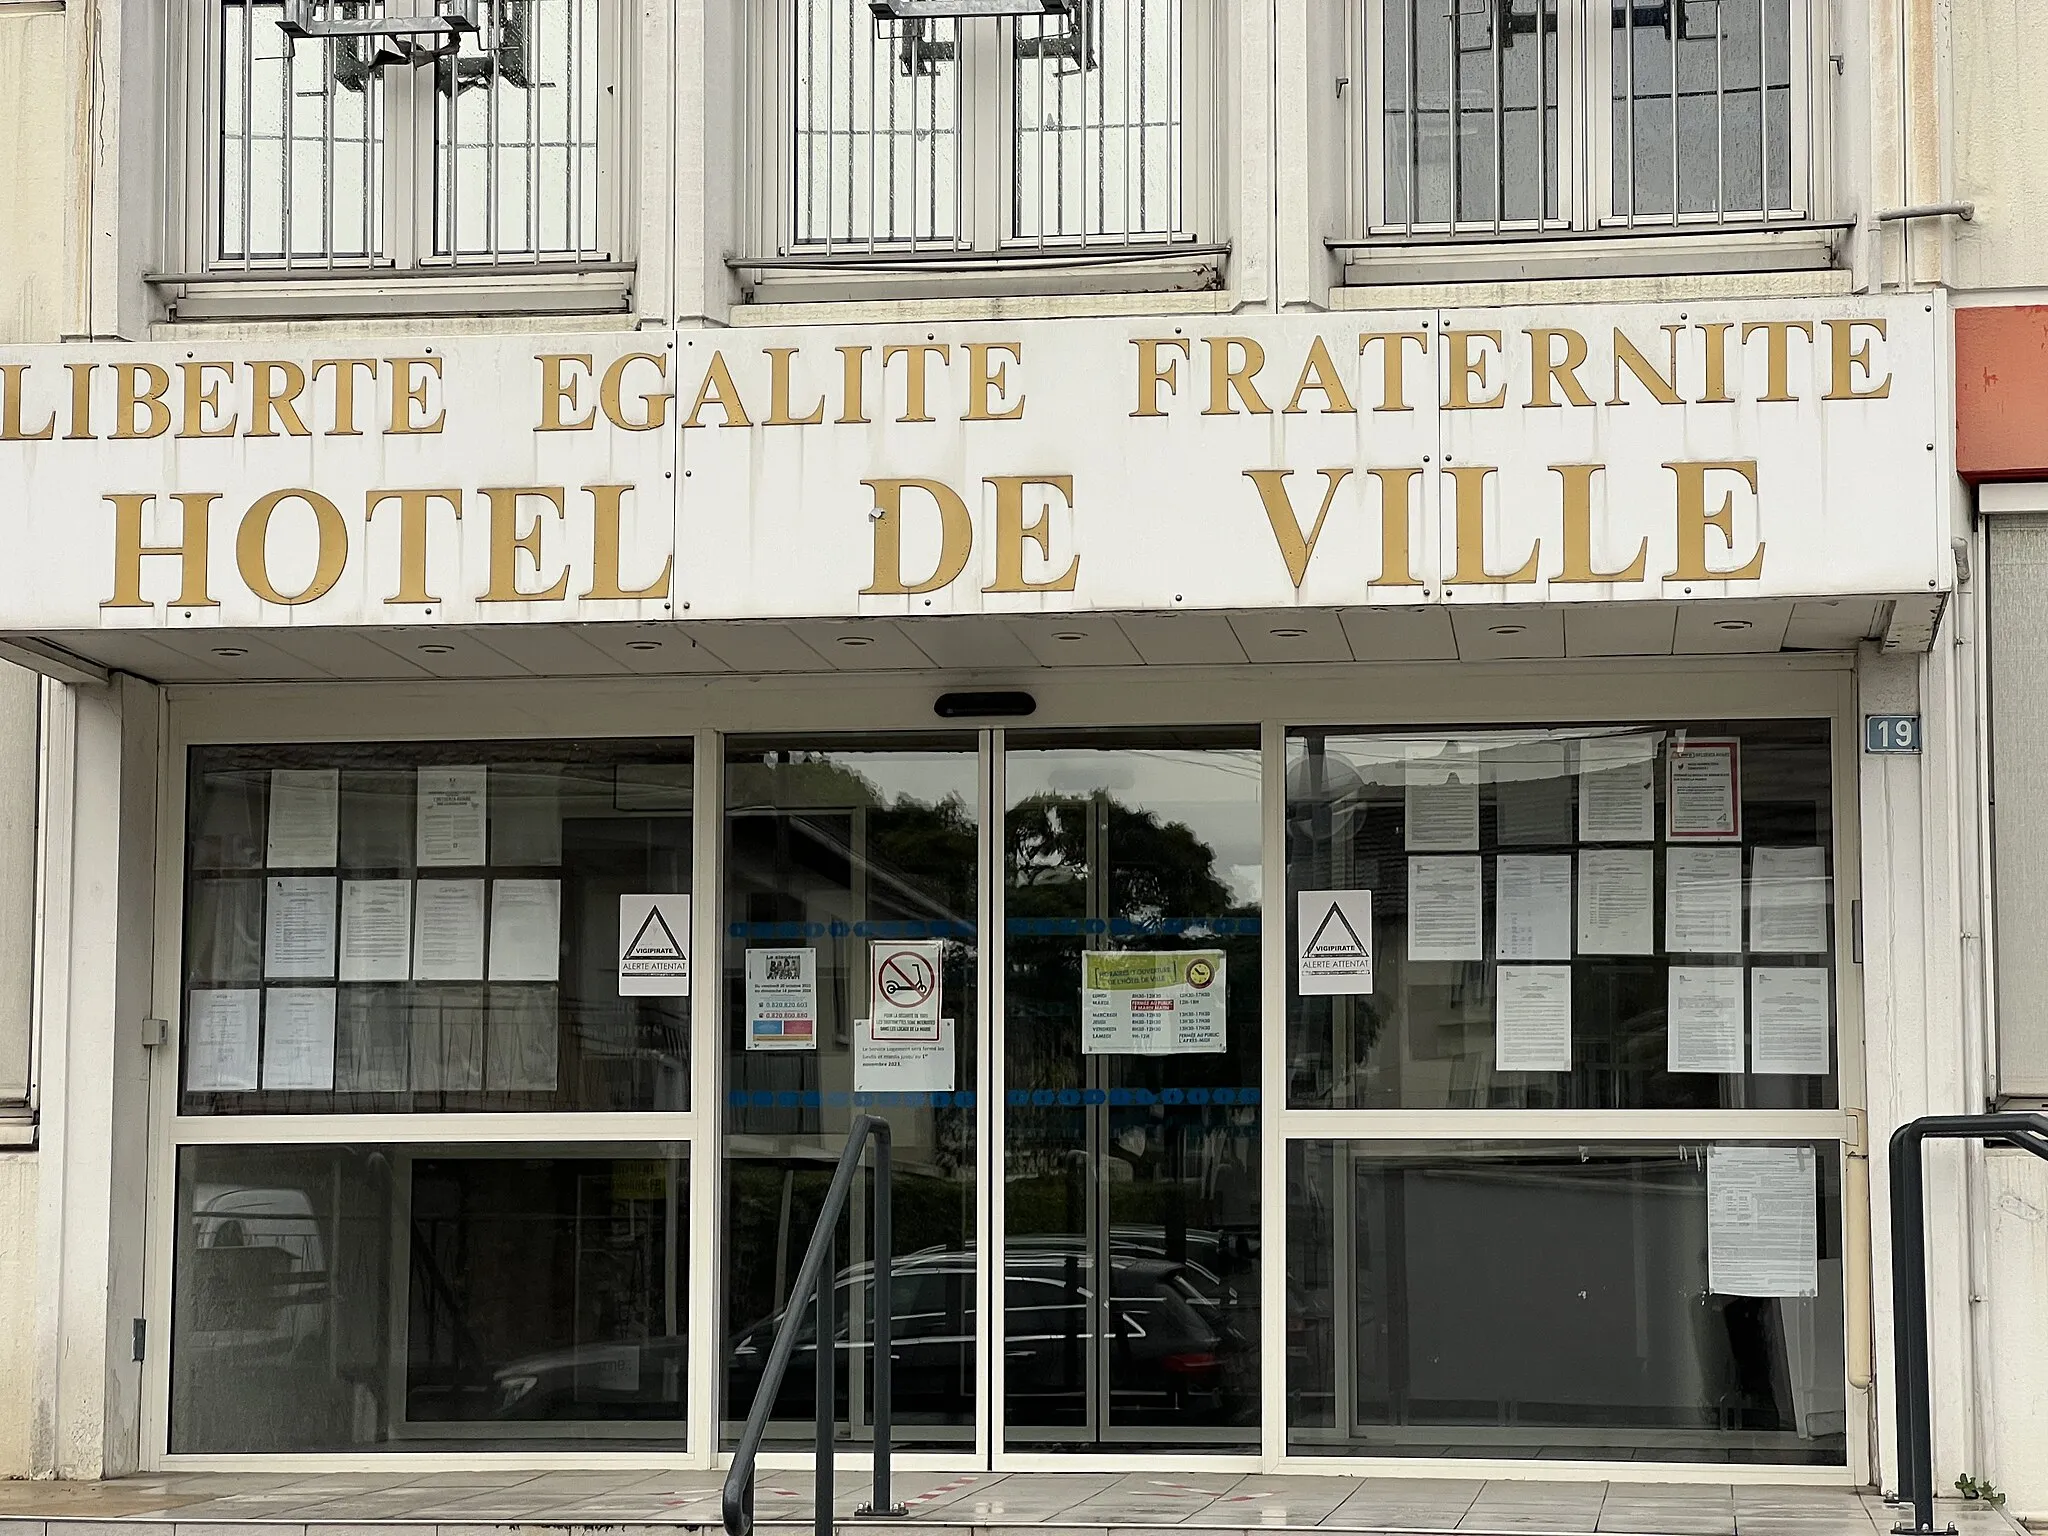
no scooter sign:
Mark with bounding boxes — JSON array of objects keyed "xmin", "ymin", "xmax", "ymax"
[{"xmin": 869, "ymin": 940, "xmax": 943, "ymax": 1040}]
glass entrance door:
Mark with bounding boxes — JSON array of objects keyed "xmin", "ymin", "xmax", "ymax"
[{"xmin": 999, "ymin": 733, "xmax": 1262, "ymax": 1452}]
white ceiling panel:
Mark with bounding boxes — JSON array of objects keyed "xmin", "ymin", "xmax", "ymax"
[
  {"xmin": 572, "ymin": 624, "xmax": 731, "ymax": 674},
  {"xmin": 1782, "ymin": 600, "xmax": 1882, "ymax": 652},
  {"xmin": 1340, "ymin": 605, "xmax": 1460, "ymax": 662},
  {"xmin": 1117, "ymin": 613, "xmax": 1251, "ymax": 666},
  {"xmin": 1449, "ymin": 605, "xmax": 1567, "ymax": 661},
  {"xmin": 66, "ymin": 629, "xmax": 242, "ymax": 683},
  {"xmin": 159, "ymin": 631, "xmax": 345, "ymax": 682},
  {"xmin": 364, "ymin": 629, "xmax": 536, "ymax": 678},
  {"xmin": 442, "ymin": 625, "xmax": 631, "ymax": 677},
  {"xmin": 1564, "ymin": 604, "xmax": 1679, "ymax": 658},
  {"xmin": 1673, "ymin": 601, "xmax": 1794, "ymax": 654},
  {"xmin": 686, "ymin": 623, "xmax": 835, "ymax": 672},
  {"xmin": 1227, "ymin": 610, "xmax": 1353, "ymax": 664},
  {"xmin": 1008, "ymin": 618, "xmax": 1145, "ymax": 668},
  {"xmin": 788, "ymin": 620, "xmax": 942, "ymax": 671},
  {"xmin": 896, "ymin": 618, "xmax": 1042, "ymax": 670}
]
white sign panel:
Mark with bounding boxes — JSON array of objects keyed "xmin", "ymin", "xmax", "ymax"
[
  {"xmin": 854, "ymin": 1018, "xmax": 956, "ymax": 1094},
  {"xmin": 618, "ymin": 894, "xmax": 691, "ymax": 996},
  {"xmin": 1082, "ymin": 950, "xmax": 1226, "ymax": 1055},
  {"xmin": 1297, "ymin": 889, "xmax": 1374, "ymax": 994},
  {"xmin": 0, "ymin": 301, "xmax": 1944, "ymax": 642},
  {"xmin": 869, "ymin": 939, "xmax": 943, "ymax": 1040}
]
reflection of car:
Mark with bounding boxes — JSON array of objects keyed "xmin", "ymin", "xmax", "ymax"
[
  {"xmin": 493, "ymin": 1336, "xmax": 689, "ymax": 1420},
  {"xmin": 184, "ymin": 1185, "xmax": 328, "ymax": 1358}
]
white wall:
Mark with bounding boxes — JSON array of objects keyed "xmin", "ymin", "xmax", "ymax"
[{"xmin": 0, "ymin": 1153, "xmax": 34, "ymax": 1476}]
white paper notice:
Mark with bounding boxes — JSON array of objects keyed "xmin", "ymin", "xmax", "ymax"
[
  {"xmin": 1708, "ymin": 1144, "xmax": 1819, "ymax": 1297},
  {"xmin": 261, "ymin": 987, "xmax": 337, "ymax": 1090},
  {"xmin": 416, "ymin": 766, "xmax": 489, "ymax": 866},
  {"xmin": 1577, "ymin": 848, "xmax": 1654, "ymax": 956},
  {"xmin": 1577, "ymin": 735, "xmax": 1658, "ymax": 842},
  {"xmin": 185, "ymin": 988, "xmax": 261, "ymax": 1091},
  {"xmin": 746, "ymin": 948, "xmax": 819, "ymax": 1050},
  {"xmin": 1407, "ymin": 856, "xmax": 1484, "ymax": 962},
  {"xmin": 1404, "ymin": 767, "xmax": 1481, "ymax": 852},
  {"xmin": 1082, "ymin": 951, "xmax": 1226, "ymax": 1054},
  {"xmin": 1665, "ymin": 846, "xmax": 1745, "ymax": 953},
  {"xmin": 1669, "ymin": 966, "xmax": 1747, "ymax": 1073},
  {"xmin": 1751, "ymin": 847, "xmax": 1830, "ymax": 953},
  {"xmin": 264, "ymin": 876, "xmax": 338, "ymax": 979},
  {"xmin": 1751, "ymin": 968, "xmax": 1833, "ymax": 1074},
  {"xmin": 266, "ymin": 768, "xmax": 340, "ymax": 868},
  {"xmin": 1496, "ymin": 855, "xmax": 1572, "ymax": 960},
  {"xmin": 619, "ymin": 894, "xmax": 692, "ymax": 996},
  {"xmin": 854, "ymin": 1018, "xmax": 957, "ymax": 1094},
  {"xmin": 870, "ymin": 939, "xmax": 944, "ymax": 1039},
  {"xmin": 489, "ymin": 879, "xmax": 562, "ymax": 982},
  {"xmin": 1495, "ymin": 964, "xmax": 1572, "ymax": 1071},
  {"xmin": 1298, "ymin": 889, "xmax": 1375, "ymax": 994},
  {"xmin": 339, "ymin": 879, "xmax": 412, "ymax": 982},
  {"xmin": 413, "ymin": 878, "xmax": 486, "ymax": 981},
  {"xmin": 1667, "ymin": 738, "xmax": 1742, "ymax": 841}
]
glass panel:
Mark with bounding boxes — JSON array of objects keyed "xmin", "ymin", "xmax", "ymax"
[
  {"xmin": 1285, "ymin": 720, "xmax": 1836, "ymax": 1110},
  {"xmin": 178, "ymin": 741, "xmax": 692, "ymax": 1114},
  {"xmin": 790, "ymin": 0, "xmax": 961, "ymax": 250},
  {"xmin": 720, "ymin": 736, "xmax": 979, "ymax": 1450},
  {"xmin": 1381, "ymin": 0, "xmax": 1558, "ymax": 229},
  {"xmin": 1012, "ymin": 0, "xmax": 1184, "ymax": 243},
  {"xmin": 1286, "ymin": 1139, "xmax": 1846, "ymax": 1464},
  {"xmin": 1002, "ymin": 731, "xmax": 1261, "ymax": 1451},
  {"xmin": 170, "ymin": 1142, "xmax": 689, "ymax": 1452},
  {"xmin": 1609, "ymin": 0, "xmax": 1798, "ymax": 221}
]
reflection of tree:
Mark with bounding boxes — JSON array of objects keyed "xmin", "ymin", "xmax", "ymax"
[{"xmin": 1006, "ymin": 793, "xmax": 1236, "ymax": 925}]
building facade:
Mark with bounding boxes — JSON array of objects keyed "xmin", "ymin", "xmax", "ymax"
[{"xmin": 0, "ymin": 0, "xmax": 2027, "ymax": 1509}]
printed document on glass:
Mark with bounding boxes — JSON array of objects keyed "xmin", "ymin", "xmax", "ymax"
[
  {"xmin": 1297, "ymin": 889, "xmax": 1375, "ymax": 994},
  {"xmin": 854, "ymin": 1017, "xmax": 956, "ymax": 1094},
  {"xmin": 1667, "ymin": 738, "xmax": 1742, "ymax": 840},
  {"xmin": 264, "ymin": 875, "xmax": 338, "ymax": 979},
  {"xmin": 1751, "ymin": 967, "xmax": 1832, "ymax": 1074},
  {"xmin": 339, "ymin": 879, "xmax": 412, "ymax": 982},
  {"xmin": 1665, "ymin": 846, "xmax": 1744, "ymax": 953},
  {"xmin": 1083, "ymin": 951, "xmax": 1226, "ymax": 1054},
  {"xmin": 1751, "ymin": 847, "xmax": 1830, "ymax": 953},
  {"xmin": 746, "ymin": 947, "xmax": 819, "ymax": 1050},
  {"xmin": 266, "ymin": 768, "xmax": 340, "ymax": 868},
  {"xmin": 488, "ymin": 879, "xmax": 562, "ymax": 982},
  {"xmin": 1577, "ymin": 848, "xmax": 1654, "ymax": 955},
  {"xmin": 416, "ymin": 766, "xmax": 489, "ymax": 866},
  {"xmin": 1404, "ymin": 763, "xmax": 1481, "ymax": 852},
  {"xmin": 1577, "ymin": 735, "xmax": 1658, "ymax": 842},
  {"xmin": 185, "ymin": 988, "xmax": 261, "ymax": 1092},
  {"xmin": 261, "ymin": 987, "xmax": 337, "ymax": 1090},
  {"xmin": 1669, "ymin": 966, "xmax": 1746, "ymax": 1073},
  {"xmin": 413, "ymin": 878, "xmax": 486, "ymax": 981},
  {"xmin": 1407, "ymin": 856, "xmax": 1484, "ymax": 961},
  {"xmin": 1495, "ymin": 964, "xmax": 1572, "ymax": 1072},
  {"xmin": 1708, "ymin": 1144, "xmax": 1819, "ymax": 1297},
  {"xmin": 1495, "ymin": 854, "xmax": 1572, "ymax": 961}
]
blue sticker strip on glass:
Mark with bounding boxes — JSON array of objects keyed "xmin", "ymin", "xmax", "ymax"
[{"xmin": 723, "ymin": 916, "xmax": 1261, "ymax": 939}]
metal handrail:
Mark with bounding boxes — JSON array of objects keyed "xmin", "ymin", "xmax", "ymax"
[
  {"xmin": 1887, "ymin": 1112, "xmax": 2048, "ymax": 1535},
  {"xmin": 723, "ymin": 1114, "xmax": 904, "ymax": 1536}
]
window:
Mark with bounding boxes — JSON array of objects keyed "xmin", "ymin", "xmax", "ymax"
[
  {"xmin": 1357, "ymin": 0, "xmax": 1814, "ymax": 237},
  {"xmin": 190, "ymin": 0, "xmax": 624, "ymax": 274},
  {"xmin": 754, "ymin": 0, "xmax": 1217, "ymax": 271}
]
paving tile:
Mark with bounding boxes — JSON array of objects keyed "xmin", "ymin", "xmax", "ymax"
[
  {"xmin": 1181, "ymin": 1477, "xmax": 1360, "ymax": 1528},
  {"xmin": 0, "ymin": 1521, "xmax": 45, "ymax": 1536},
  {"xmin": 178, "ymin": 1524, "xmax": 310, "ymax": 1536}
]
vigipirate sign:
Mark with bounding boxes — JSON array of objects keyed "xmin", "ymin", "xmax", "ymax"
[{"xmin": 0, "ymin": 296, "xmax": 1946, "ymax": 634}]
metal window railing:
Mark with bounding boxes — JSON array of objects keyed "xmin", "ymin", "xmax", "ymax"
[{"xmin": 212, "ymin": 0, "xmax": 610, "ymax": 273}]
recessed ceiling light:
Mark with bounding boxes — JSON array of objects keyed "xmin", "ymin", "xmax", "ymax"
[
  {"xmin": 417, "ymin": 643, "xmax": 455, "ymax": 656},
  {"xmin": 1052, "ymin": 630, "xmax": 1088, "ymax": 642},
  {"xmin": 626, "ymin": 639, "xmax": 663, "ymax": 652},
  {"xmin": 1269, "ymin": 626, "xmax": 1309, "ymax": 639},
  {"xmin": 210, "ymin": 646, "xmax": 248, "ymax": 659},
  {"xmin": 1713, "ymin": 618, "xmax": 1754, "ymax": 632},
  {"xmin": 837, "ymin": 634, "xmax": 876, "ymax": 648},
  {"xmin": 1488, "ymin": 624, "xmax": 1527, "ymax": 637}
]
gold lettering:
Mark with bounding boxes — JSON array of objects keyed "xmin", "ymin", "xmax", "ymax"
[
  {"xmin": 1131, "ymin": 337, "xmax": 1193, "ymax": 417},
  {"xmin": 1609, "ymin": 326, "xmax": 1685, "ymax": 406},
  {"xmin": 837, "ymin": 345, "xmax": 871, "ymax": 425},
  {"xmin": 1526, "ymin": 328, "xmax": 1593, "ymax": 409},
  {"xmin": 1826, "ymin": 319, "xmax": 1892, "ymax": 400},
  {"xmin": 312, "ymin": 358, "xmax": 378, "ymax": 436},
  {"xmin": 537, "ymin": 353, "xmax": 597, "ymax": 432},
  {"xmin": 65, "ymin": 362, "xmax": 94, "ymax": 440},
  {"xmin": 1282, "ymin": 338, "xmax": 1357, "ymax": 415},
  {"xmin": 965, "ymin": 342, "xmax": 1026, "ymax": 421},
  {"xmin": 1739, "ymin": 320, "xmax": 1815, "ymax": 403},
  {"xmin": 1359, "ymin": 330, "xmax": 1429, "ymax": 412},
  {"xmin": 983, "ymin": 475, "xmax": 1079, "ymax": 592},
  {"xmin": 860, "ymin": 478, "xmax": 974, "ymax": 595},
  {"xmin": 250, "ymin": 361, "xmax": 311, "ymax": 438},
  {"xmin": 601, "ymin": 352, "xmax": 671, "ymax": 432},
  {"xmin": 765, "ymin": 347, "xmax": 826, "ymax": 426},
  {"xmin": 1551, "ymin": 463, "xmax": 1646, "ymax": 584},
  {"xmin": 682, "ymin": 352, "xmax": 753, "ymax": 428},
  {"xmin": 387, "ymin": 356, "xmax": 445, "ymax": 434},
  {"xmin": 237, "ymin": 489, "xmax": 348, "ymax": 606},
  {"xmin": 113, "ymin": 363, "xmax": 172, "ymax": 440},
  {"xmin": 1665, "ymin": 460, "xmax": 1765, "ymax": 581},
  {"xmin": 1448, "ymin": 464, "xmax": 1539, "ymax": 583},
  {"xmin": 102, "ymin": 492, "xmax": 219, "ymax": 609},
  {"xmin": 881, "ymin": 342, "xmax": 950, "ymax": 424},
  {"xmin": 1445, "ymin": 330, "xmax": 1507, "ymax": 410},
  {"xmin": 583, "ymin": 484, "xmax": 672, "ymax": 601},
  {"xmin": 0, "ymin": 365, "xmax": 54, "ymax": 440},
  {"xmin": 1243, "ymin": 468, "xmax": 1353, "ymax": 587},
  {"xmin": 1367, "ymin": 466, "xmax": 1425, "ymax": 587},
  {"xmin": 364, "ymin": 487, "xmax": 463, "ymax": 604},
  {"xmin": 481, "ymin": 486, "xmax": 571, "ymax": 602},
  {"xmin": 178, "ymin": 361, "xmax": 238, "ymax": 439},
  {"xmin": 1696, "ymin": 323, "xmax": 1735, "ymax": 404},
  {"xmin": 1204, "ymin": 337, "xmax": 1272, "ymax": 416}
]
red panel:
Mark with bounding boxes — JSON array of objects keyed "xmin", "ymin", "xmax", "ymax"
[{"xmin": 1957, "ymin": 305, "xmax": 2048, "ymax": 481}]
